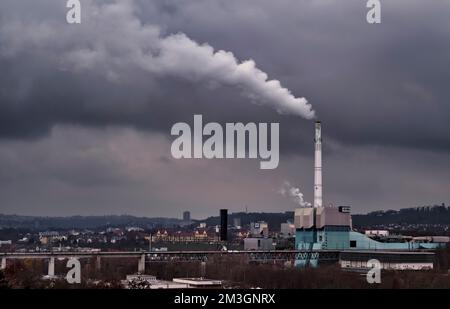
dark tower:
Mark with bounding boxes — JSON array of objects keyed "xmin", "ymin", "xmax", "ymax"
[
  {"xmin": 183, "ymin": 211, "xmax": 191, "ymax": 222},
  {"xmin": 220, "ymin": 209, "xmax": 228, "ymax": 241}
]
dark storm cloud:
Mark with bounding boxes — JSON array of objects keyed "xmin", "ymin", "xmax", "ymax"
[
  {"xmin": 0, "ymin": 0, "xmax": 314, "ymax": 142},
  {"xmin": 134, "ymin": 0, "xmax": 450, "ymax": 153},
  {"xmin": 0, "ymin": 0, "xmax": 449, "ymax": 152},
  {"xmin": 0, "ymin": 0, "xmax": 449, "ymax": 216}
]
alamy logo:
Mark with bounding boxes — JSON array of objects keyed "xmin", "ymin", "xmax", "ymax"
[
  {"xmin": 66, "ymin": 258, "xmax": 81, "ymax": 284},
  {"xmin": 366, "ymin": 259, "xmax": 381, "ymax": 284},
  {"xmin": 66, "ymin": 0, "xmax": 81, "ymax": 24},
  {"xmin": 64, "ymin": 1, "xmax": 381, "ymax": 26},
  {"xmin": 366, "ymin": 0, "xmax": 381, "ymax": 24},
  {"xmin": 170, "ymin": 115, "xmax": 279, "ymax": 170}
]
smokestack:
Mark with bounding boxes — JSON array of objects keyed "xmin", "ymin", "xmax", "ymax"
[
  {"xmin": 220, "ymin": 209, "xmax": 228, "ymax": 241},
  {"xmin": 314, "ymin": 121, "xmax": 322, "ymax": 208}
]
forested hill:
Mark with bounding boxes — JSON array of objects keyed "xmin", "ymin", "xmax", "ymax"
[
  {"xmin": 352, "ymin": 204, "xmax": 450, "ymax": 227},
  {"xmin": 0, "ymin": 214, "xmax": 182, "ymax": 230},
  {"xmin": 2, "ymin": 205, "xmax": 449, "ymax": 231}
]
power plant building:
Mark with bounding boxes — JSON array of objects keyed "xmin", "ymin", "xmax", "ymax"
[{"xmin": 294, "ymin": 122, "xmax": 445, "ymax": 267}]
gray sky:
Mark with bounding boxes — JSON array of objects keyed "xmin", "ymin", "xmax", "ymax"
[{"xmin": 0, "ymin": 0, "xmax": 449, "ymax": 218}]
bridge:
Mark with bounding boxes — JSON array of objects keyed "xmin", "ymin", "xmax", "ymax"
[{"xmin": 0, "ymin": 250, "xmax": 340, "ymax": 277}]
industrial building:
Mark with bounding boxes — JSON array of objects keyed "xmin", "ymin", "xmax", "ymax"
[
  {"xmin": 121, "ymin": 274, "xmax": 222, "ymax": 289},
  {"xmin": 339, "ymin": 251, "xmax": 435, "ymax": 271},
  {"xmin": 250, "ymin": 221, "xmax": 269, "ymax": 238},
  {"xmin": 280, "ymin": 222, "xmax": 295, "ymax": 238},
  {"xmin": 294, "ymin": 122, "xmax": 446, "ymax": 268},
  {"xmin": 173, "ymin": 278, "xmax": 223, "ymax": 288},
  {"xmin": 244, "ymin": 238, "xmax": 275, "ymax": 251}
]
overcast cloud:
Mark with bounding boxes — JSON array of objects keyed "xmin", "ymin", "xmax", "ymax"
[{"xmin": 0, "ymin": 0, "xmax": 449, "ymax": 218}]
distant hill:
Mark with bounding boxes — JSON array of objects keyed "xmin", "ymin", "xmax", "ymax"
[
  {"xmin": 0, "ymin": 212, "xmax": 294, "ymax": 232},
  {"xmin": 2, "ymin": 204, "xmax": 449, "ymax": 232},
  {"xmin": 352, "ymin": 204, "xmax": 450, "ymax": 227},
  {"xmin": 0, "ymin": 214, "xmax": 183, "ymax": 230}
]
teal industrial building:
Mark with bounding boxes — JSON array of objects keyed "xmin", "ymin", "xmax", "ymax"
[
  {"xmin": 294, "ymin": 205, "xmax": 444, "ymax": 267},
  {"xmin": 294, "ymin": 122, "xmax": 445, "ymax": 268}
]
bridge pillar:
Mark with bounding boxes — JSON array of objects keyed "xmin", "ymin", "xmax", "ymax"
[
  {"xmin": 200, "ymin": 261, "xmax": 206, "ymax": 278},
  {"xmin": 138, "ymin": 254, "xmax": 145, "ymax": 274},
  {"xmin": 96, "ymin": 256, "xmax": 101, "ymax": 272},
  {"xmin": 1, "ymin": 257, "xmax": 6, "ymax": 270},
  {"xmin": 48, "ymin": 257, "xmax": 55, "ymax": 277}
]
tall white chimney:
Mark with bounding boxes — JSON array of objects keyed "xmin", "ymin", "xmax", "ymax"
[{"xmin": 314, "ymin": 121, "xmax": 322, "ymax": 208}]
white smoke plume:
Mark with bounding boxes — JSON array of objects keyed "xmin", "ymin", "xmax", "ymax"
[
  {"xmin": 279, "ymin": 181, "xmax": 311, "ymax": 207},
  {"xmin": 0, "ymin": 0, "xmax": 315, "ymax": 119}
]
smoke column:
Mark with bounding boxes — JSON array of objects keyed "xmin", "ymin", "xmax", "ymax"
[
  {"xmin": 0, "ymin": 0, "xmax": 315, "ymax": 119},
  {"xmin": 155, "ymin": 33, "xmax": 315, "ymax": 118},
  {"xmin": 279, "ymin": 181, "xmax": 312, "ymax": 207}
]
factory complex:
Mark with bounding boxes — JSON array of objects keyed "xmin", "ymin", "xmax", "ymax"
[{"xmin": 294, "ymin": 122, "xmax": 447, "ymax": 269}]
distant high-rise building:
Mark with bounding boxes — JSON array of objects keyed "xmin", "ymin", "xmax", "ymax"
[
  {"xmin": 183, "ymin": 211, "xmax": 191, "ymax": 222},
  {"xmin": 220, "ymin": 209, "xmax": 228, "ymax": 241}
]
